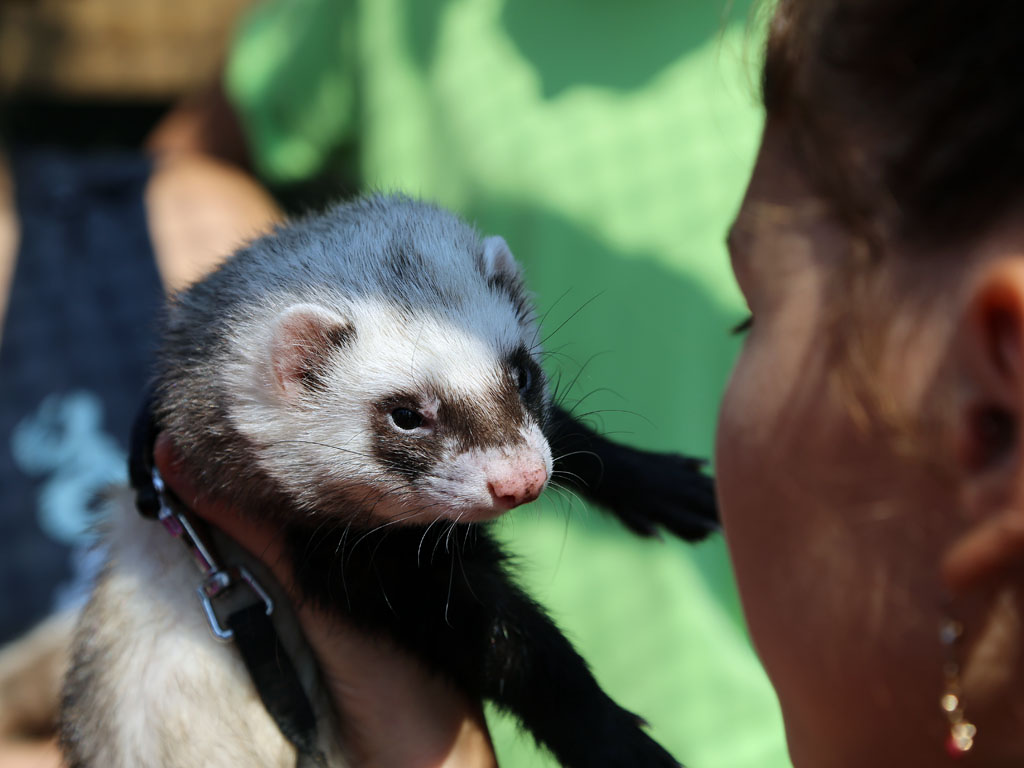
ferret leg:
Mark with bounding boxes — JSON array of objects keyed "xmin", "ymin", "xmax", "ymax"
[
  {"xmin": 289, "ymin": 525, "xmax": 685, "ymax": 767},
  {"xmin": 545, "ymin": 404, "xmax": 719, "ymax": 540},
  {"xmin": 406, "ymin": 553, "xmax": 682, "ymax": 768}
]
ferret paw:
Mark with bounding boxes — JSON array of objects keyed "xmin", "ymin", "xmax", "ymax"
[
  {"xmin": 605, "ymin": 732, "xmax": 683, "ymax": 768},
  {"xmin": 602, "ymin": 450, "xmax": 719, "ymax": 542},
  {"xmin": 580, "ymin": 714, "xmax": 683, "ymax": 768}
]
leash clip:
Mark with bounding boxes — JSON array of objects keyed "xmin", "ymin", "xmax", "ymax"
[
  {"xmin": 151, "ymin": 466, "xmax": 274, "ymax": 642},
  {"xmin": 198, "ymin": 566, "xmax": 275, "ymax": 641}
]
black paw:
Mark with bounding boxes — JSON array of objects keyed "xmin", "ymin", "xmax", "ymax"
[
  {"xmin": 604, "ymin": 729, "xmax": 683, "ymax": 768},
  {"xmin": 545, "ymin": 405, "xmax": 718, "ymax": 543},
  {"xmin": 554, "ymin": 706, "xmax": 683, "ymax": 768},
  {"xmin": 601, "ymin": 448, "xmax": 719, "ymax": 542}
]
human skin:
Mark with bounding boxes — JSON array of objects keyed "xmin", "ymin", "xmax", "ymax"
[
  {"xmin": 716, "ymin": 119, "xmax": 1024, "ymax": 767},
  {"xmin": 0, "ymin": 154, "xmax": 17, "ymax": 340}
]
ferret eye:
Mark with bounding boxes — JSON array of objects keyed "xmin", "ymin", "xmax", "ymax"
[
  {"xmin": 515, "ymin": 366, "xmax": 531, "ymax": 393},
  {"xmin": 390, "ymin": 408, "xmax": 423, "ymax": 430}
]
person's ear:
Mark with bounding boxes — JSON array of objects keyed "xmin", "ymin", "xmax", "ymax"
[{"xmin": 946, "ymin": 259, "xmax": 1024, "ymax": 593}]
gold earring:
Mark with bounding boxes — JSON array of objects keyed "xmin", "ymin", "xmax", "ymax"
[{"xmin": 940, "ymin": 618, "xmax": 976, "ymax": 757}]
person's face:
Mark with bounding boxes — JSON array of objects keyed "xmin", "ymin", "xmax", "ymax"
[{"xmin": 716, "ymin": 122, "xmax": 967, "ymax": 766}]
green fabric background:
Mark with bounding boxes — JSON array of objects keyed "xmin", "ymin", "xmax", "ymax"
[{"xmin": 227, "ymin": 2, "xmax": 790, "ymax": 765}]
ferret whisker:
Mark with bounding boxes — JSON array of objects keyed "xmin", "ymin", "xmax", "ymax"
[
  {"xmin": 576, "ymin": 428, "xmax": 636, "ymax": 442},
  {"xmin": 316, "ymin": 518, "xmax": 350, "ymax": 603},
  {"xmin": 565, "ymin": 386, "xmax": 618, "ymax": 414},
  {"xmin": 545, "ymin": 487, "xmax": 572, "ymax": 519},
  {"xmin": 548, "ymin": 370, "xmax": 565, "ymax": 406},
  {"xmin": 431, "ymin": 518, "xmax": 460, "ymax": 564},
  {"xmin": 445, "ymin": 516, "xmax": 463, "ymax": 555},
  {"xmin": 444, "ymin": 514, "xmax": 467, "ymax": 628},
  {"xmin": 552, "ymin": 448, "xmax": 605, "ymax": 483},
  {"xmin": 532, "ymin": 287, "xmax": 573, "ymax": 348},
  {"xmin": 366, "ymin": 551, "xmax": 397, "ymax": 617},
  {"xmin": 417, "ymin": 513, "xmax": 448, "ymax": 567},
  {"xmin": 550, "ymin": 469, "xmax": 589, "ymax": 490},
  {"xmin": 332, "ymin": 520, "xmax": 354, "ymax": 609},
  {"xmin": 453, "ymin": 532, "xmax": 481, "ymax": 604},
  {"xmin": 264, "ymin": 439, "xmax": 410, "ymax": 473},
  {"xmin": 572, "ymin": 407, "xmax": 653, "ymax": 430},
  {"xmin": 535, "ymin": 348, "xmax": 573, "ymax": 366},
  {"xmin": 551, "ymin": 449, "xmax": 601, "ymax": 465},
  {"xmin": 444, "ymin": 553, "xmax": 456, "ymax": 629},
  {"xmin": 557, "ymin": 504, "xmax": 572, "ymax": 570},
  {"xmin": 299, "ymin": 514, "xmax": 343, "ymax": 563},
  {"xmin": 540, "ymin": 292, "xmax": 604, "ymax": 347},
  {"xmin": 348, "ymin": 507, "xmax": 433, "ymax": 553},
  {"xmin": 546, "ymin": 483, "xmax": 572, "ymax": 505},
  {"xmin": 552, "ymin": 484, "xmax": 586, "ymax": 511},
  {"xmin": 555, "ymin": 353, "xmax": 610, "ymax": 407}
]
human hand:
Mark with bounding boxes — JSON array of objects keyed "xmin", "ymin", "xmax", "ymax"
[
  {"xmin": 0, "ymin": 739, "xmax": 62, "ymax": 768},
  {"xmin": 153, "ymin": 435, "xmax": 497, "ymax": 768}
]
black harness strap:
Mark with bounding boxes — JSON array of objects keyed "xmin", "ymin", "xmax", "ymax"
[
  {"xmin": 128, "ymin": 389, "xmax": 161, "ymax": 520},
  {"xmin": 228, "ymin": 604, "xmax": 323, "ymax": 763},
  {"xmin": 128, "ymin": 393, "xmax": 326, "ymax": 766}
]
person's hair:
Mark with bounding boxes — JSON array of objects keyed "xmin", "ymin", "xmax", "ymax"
[{"xmin": 763, "ymin": 0, "xmax": 1024, "ymax": 249}]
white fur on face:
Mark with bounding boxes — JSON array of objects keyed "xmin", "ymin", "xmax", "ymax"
[{"xmin": 229, "ymin": 291, "xmax": 547, "ymax": 525}]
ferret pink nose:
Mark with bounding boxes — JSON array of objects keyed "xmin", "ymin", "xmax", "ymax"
[{"xmin": 488, "ymin": 465, "xmax": 547, "ymax": 509}]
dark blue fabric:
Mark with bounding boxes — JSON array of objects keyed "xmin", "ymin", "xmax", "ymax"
[{"xmin": 0, "ymin": 149, "xmax": 162, "ymax": 643}]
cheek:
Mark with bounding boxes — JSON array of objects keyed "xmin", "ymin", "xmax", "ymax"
[
  {"xmin": 716, "ymin": 343, "xmax": 801, "ymax": 651},
  {"xmin": 716, "ymin": 352, "xmax": 852, "ymax": 753},
  {"xmin": 716, "ymin": 340, "xmax": 951, "ymax": 760}
]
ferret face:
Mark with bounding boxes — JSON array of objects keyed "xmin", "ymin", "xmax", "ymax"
[
  {"xmin": 231, "ymin": 229, "xmax": 553, "ymax": 526},
  {"xmin": 360, "ymin": 311, "xmax": 552, "ymax": 524}
]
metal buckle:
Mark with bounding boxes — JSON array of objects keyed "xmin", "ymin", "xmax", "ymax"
[
  {"xmin": 150, "ymin": 466, "xmax": 275, "ymax": 642},
  {"xmin": 197, "ymin": 566, "xmax": 275, "ymax": 642}
]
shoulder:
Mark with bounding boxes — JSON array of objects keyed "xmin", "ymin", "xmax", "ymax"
[{"xmin": 145, "ymin": 153, "xmax": 282, "ymax": 293}]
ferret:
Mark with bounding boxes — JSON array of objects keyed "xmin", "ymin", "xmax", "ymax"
[{"xmin": 58, "ymin": 195, "xmax": 718, "ymax": 767}]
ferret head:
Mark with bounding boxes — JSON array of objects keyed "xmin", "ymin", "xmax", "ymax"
[{"xmin": 175, "ymin": 197, "xmax": 553, "ymax": 527}]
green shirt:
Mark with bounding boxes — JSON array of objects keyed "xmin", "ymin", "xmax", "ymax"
[{"xmin": 227, "ymin": 2, "xmax": 789, "ymax": 765}]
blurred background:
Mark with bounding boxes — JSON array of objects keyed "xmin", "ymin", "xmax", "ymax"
[
  {"xmin": 0, "ymin": 1, "xmax": 790, "ymax": 766},
  {"xmin": 0, "ymin": 0, "xmax": 247, "ymax": 148}
]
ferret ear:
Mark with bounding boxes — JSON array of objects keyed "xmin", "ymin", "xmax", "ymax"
[
  {"xmin": 270, "ymin": 303, "xmax": 354, "ymax": 400},
  {"xmin": 481, "ymin": 235, "xmax": 522, "ymax": 282}
]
